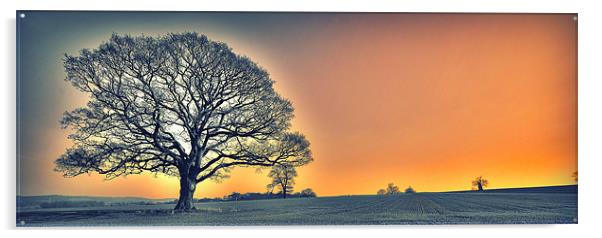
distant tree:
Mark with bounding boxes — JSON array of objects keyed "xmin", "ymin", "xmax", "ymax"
[
  {"xmin": 300, "ymin": 188, "xmax": 317, "ymax": 197},
  {"xmin": 472, "ymin": 176, "xmax": 489, "ymax": 191},
  {"xmin": 39, "ymin": 201, "xmax": 105, "ymax": 209},
  {"xmin": 377, "ymin": 189, "xmax": 387, "ymax": 195},
  {"xmin": 267, "ymin": 164, "xmax": 297, "ymax": 199},
  {"xmin": 54, "ymin": 33, "xmax": 313, "ymax": 211},
  {"xmin": 405, "ymin": 186, "xmax": 416, "ymax": 193},
  {"xmin": 572, "ymin": 171, "xmax": 578, "ymax": 183},
  {"xmin": 226, "ymin": 192, "xmax": 242, "ymax": 201},
  {"xmin": 266, "ymin": 183, "xmax": 275, "ymax": 195},
  {"xmin": 385, "ymin": 183, "xmax": 400, "ymax": 195}
]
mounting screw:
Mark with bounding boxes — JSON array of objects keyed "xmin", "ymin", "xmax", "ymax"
[
  {"xmin": 573, "ymin": 16, "xmax": 577, "ymax": 21},
  {"xmin": 19, "ymin": 13, "xmax": 26, "ymax": 18}
]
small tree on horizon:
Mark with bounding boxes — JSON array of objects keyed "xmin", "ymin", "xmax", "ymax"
[
  {"xmin": 225, "ymin": 192, "xmax": 242, "ymax": 201},
  {"xmin": 266, "ymin": 183, "xmax": 275, "ymax": 195},
  {"xmin": 267, "ymin": 164, "xmax": 297, "ymax": 199},
  {"xmin": 472, "ymin": 176, "xmax": 489, "ymax": 191},
  {"xmin": 385, "ymin": 183, "xmax": 400, "ymax": 195},
  {"xmin": 405, "ymin": 186, "xmax": 416, "ymax": 193},
  {"xmin": 300, "ymin": 188, "xmax": 317, "ymax": 197},
  {"xmin": 376, "ymin": 189, "xmax": 386, "ymax": 195},
  {"xmin": 572, "ymin": 171, "xmax": 578, "ymax": 183}
]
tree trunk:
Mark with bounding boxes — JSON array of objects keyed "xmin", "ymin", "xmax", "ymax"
[
  {"xmin": 281, "ymin": 183, "xmax": 287, "ymax": 199},
  {"xmin": 477, "ymin": 182, "xmax": 483, "ymax": 191},
  {"xmin": 174, "ymin": 175, "xmax": 196, "ymax": 211}
]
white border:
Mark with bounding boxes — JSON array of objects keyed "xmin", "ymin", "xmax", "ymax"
[{"xmin": 2, "ymin": 0, "xmax": 601, "ymax": 237}]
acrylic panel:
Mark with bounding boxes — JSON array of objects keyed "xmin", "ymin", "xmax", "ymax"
[{"xmin": 16, "ymin": 11, "xmax": 578, "ymax": 226}]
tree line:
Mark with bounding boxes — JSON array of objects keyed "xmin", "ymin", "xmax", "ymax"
[
  {"xmin": 222, "ymin": 188, "xmax": 316, "ymax": 201},
  {"xmin": 376, "ymin": 176, "xmax": 490, "ymax": 195},
  {"xmin": 376, "ymin": 183, "xmax": 416, "ymax": 195}
]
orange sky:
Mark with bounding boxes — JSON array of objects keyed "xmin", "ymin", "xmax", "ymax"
[{"xmin": 17, "ymin": 13, "xmax": 577, "ymax": 198}]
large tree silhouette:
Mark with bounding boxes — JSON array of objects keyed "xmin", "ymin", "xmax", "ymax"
[{"xmin": 55, "ymin": 33, "xmax": 313, "ymax": 211}]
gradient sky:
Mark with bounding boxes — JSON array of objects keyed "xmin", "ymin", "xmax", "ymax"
[{"xmin": 17, "ymin": 12, "xmax": 577, "ymax": 198}]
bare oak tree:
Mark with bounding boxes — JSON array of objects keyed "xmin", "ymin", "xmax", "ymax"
[
  {"xmin": 376, "ymin": 183, "xmax": 400, "ymax": 195},
  {"xmin": 267, "ymin": 164, "xmax": 297, "ymax": 199},
  {"xmin": 385, "ymin": 183, "xmax": 400, "ymax": 195},
  {"xmin": 472, "ymin": 176, "xmax": 489, "ymax": 191},
  {"xmin": 55, "ymin": 33, "xmax": 313, "ymax": 211}
]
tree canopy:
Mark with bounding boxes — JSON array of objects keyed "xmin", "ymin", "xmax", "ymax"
[
  {"xmin": 377, "ymin": 183, "xmax": 401, "ymax": 195},
  {"xmin": 300, "ymin": 188, "xmax": 317, "ymax": 197},
  {"xmin": 472, "ymin": 176, "xmax": 489, "ymax": 191},
  {"xmin": 55, "ymin": 33, "xmax": 313, "ymax": 210},
  {"xmin": 386, "ymin": 183, "xmax": 400, "ymax": 194}
]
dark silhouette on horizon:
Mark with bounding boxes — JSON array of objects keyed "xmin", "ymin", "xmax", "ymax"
[
  {"xmin": 572, "ymin": 171, "xmax": 578, "ymax": 183},
  {"xmin": 300, "ymin": 188, "xmax": 317, "ymax": 197},
  {"xmin": 377, "ymin": 183, "xmax": 401, "ymax": 195},
  {"xmin": 267, "ymin": 164, "xmax": 297, "ymax": 199},
  {"xmin": 472, "ymin": 176, "xmax": 489, "ymax": 191}
]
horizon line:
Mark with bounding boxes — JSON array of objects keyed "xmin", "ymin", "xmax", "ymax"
[{"xmin": 17, "ymin": 183, "xmax": 578, "ymax": 200}]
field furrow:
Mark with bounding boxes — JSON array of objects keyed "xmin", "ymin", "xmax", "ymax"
[{"xmin": 16, "ymin": 192, "xmax": 578, "ymax": 226}]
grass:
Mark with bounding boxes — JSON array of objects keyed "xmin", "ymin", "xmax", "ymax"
[{"xmin": 16, "ymin": 192, "xmax": 577, "ymax": 226}]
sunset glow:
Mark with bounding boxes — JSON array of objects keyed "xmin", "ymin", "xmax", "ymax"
[{"xmin": 17, "ymin": 12, "xmax": 577, "ymax": 198}]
